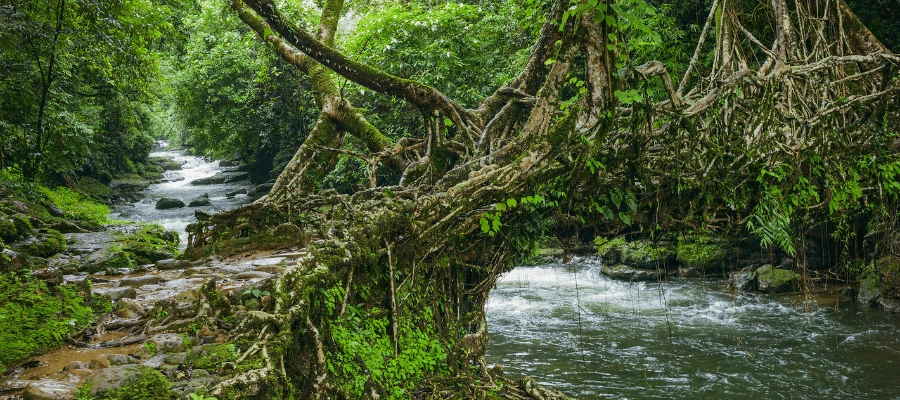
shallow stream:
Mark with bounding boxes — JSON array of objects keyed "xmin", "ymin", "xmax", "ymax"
[{"xmin": 485, "ymin": 259, "xmax": 900, "ymax": 398}]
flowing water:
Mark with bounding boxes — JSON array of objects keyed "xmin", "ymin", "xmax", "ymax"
[
  {"xmin": 485, "ymin": 258, "xmax": 900, "ymax": 399},
  {"xmin": 109, "ymin": 143, "xmax": 254, "ymax": 246}
]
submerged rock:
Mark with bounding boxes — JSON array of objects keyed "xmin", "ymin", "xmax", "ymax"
[
  {"xmin": 600, "ymin": 264, "xmax": 662, "ymax": 281},
  {"xmin": 155, "ymin": 197, "xmax": 185, "ymax": 210},
  {"xmin": 188, "ymin": 193, "xmax": 212, "ymax": 207}
]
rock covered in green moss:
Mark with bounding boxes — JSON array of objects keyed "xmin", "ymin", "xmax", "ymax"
[
  {"xmin": 14, "ymin": 229, "xmax": 66, "ymax": 258},
  {"xmin": 756, "ymin": 265, "xmax": 800, "ymax": 293},
  {"xmin": 676, "ymin": 235, "xmax": 730, "ymax": 274},
  {"xmin": 595, "ymin": 237, "xmax": 676, "ymax": 270}
]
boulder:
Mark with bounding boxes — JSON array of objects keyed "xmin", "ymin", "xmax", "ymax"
[
  {"xmin": 600, "ymin": 264, "xmax": 662, "ymax": 281},
  {"xmin": 106, "ymin": 354, "xmax": 138, "ymax": 366},
  {"xmin": 115, "ymin": 298, "xmax": 146, "ymax": 319},
  {"xmin": 22, "ymin": 379, "xmax": 76, "ymax": 400},
  {"xmin": 119, "ymin": 275, "xmax": 162, "ymax": 288},
  {"xmin": 15, "ymin": 229, "xmax": 67, "ymax": 258},
  {"xmin": 0, "ymin": 248, "xmax": 30, "ymax": 272},
  {"xmin": 150, "ymin": 333, "xmax": 186, "ymax": 354},
  {"xmin": 233, "ymin": 271, "xmax": 274, "ymax": 280},
  {"xmin": 32, "ymin": 267, "xmax": 63, "ymax": 286},
  {"xmin": 88, "ymin": 365, "xmax": 143, "ymax": 395},
  {"xmin": 225, "ymin": 189, "xmax": 247, "ymax": 198},
  {"xmin": 155, "ymin": 197, "xmax": 185, "ymax": 210},
  {"xmin": 727, "ymin": 266, "xmax": 757, "ymax": 292},
  {"xmin": 156, "ymin": 258, "xmax": 192, "ymax": 271},
  {"xmin": 76, "ymin": 177, "xmax": 113, "ymax": 199},
  {"xmin": 191, "ymin": 172, "xmax": 248, "ymax": 186},
  {"xmin": 94, "ymin": 286, "xmax": 137, "ymax": 301},
  {"xmin": 756, "ymin": 265, "xmax": 800, "ymax": 293},
  {"xmin": 188, "ymin": 193, "xmax": 212, "ymax": 207}
]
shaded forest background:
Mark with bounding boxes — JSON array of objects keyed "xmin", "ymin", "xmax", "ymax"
[{"xmin": 1, "ymin": 0, "xmax": 897, "ymax": 187}]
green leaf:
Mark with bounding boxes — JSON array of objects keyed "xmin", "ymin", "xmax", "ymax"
[{"xmin": 506, "ymin": 198, "xmax": 518, "ymax": 208}]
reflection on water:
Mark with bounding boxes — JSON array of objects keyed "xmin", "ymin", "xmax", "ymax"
[{"xmin": 485, "ymin": 258, "xmax": 900, "ymax": 399}]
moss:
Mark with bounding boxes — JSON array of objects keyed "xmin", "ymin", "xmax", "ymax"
[
  {"xmin": 86, "ymin": 367, "xmax": 174, "ymax": 400},
  {"xmin": 595, "ymin": 237, "xmax": 674, "ymax": 269},
  {"xmin": 187, "ymin": 343, "xmax": 239, "ymax": 370},
  {"xmin": 19, "ymin": 229, "xmax": 67, "ymax": 258},
  {"xmin": 0, "ymin": 218, "xmax": 16, "ymax": 242},
  {"xmin": 0, "ymin": 271, "xmax": 96, "ymax": 372},
  {"xmin": 10, "ymin": 214, "xmax": 33, "ymax": 240},
  {"xmin": 756, "ymin": 265, "xmax": 800, "ymax": 293},
  {"xmin": 76, "ymin": 177, "xmax": 113, "ymax": 199},
  {"xmin": 41, "ymin": 186, "xmax": 110, "ymax": 224},
  {"xmin": 676, "ymin": 235, "xmax": 726, "ymax": 268}
]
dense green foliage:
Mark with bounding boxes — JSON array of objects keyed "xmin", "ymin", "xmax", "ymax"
[
  {"xmin": 0, "ymin": 0, "xmax": 172, "ymax": 180},
  {"xmin": 0, "ymin": 271, "xmax": 105, "ymax": 372}
]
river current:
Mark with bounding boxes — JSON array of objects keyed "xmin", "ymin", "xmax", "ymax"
[
  {"xmin": 96, "ymin": 144, "xmax": 900, "ymax": 399},
  {"xmin": 108, "ymin": 144, "xmax": 254, "ymax": 246},
  {"xmin": 485, "ymin": 259, "xmax": 900, "ymax": 399}
]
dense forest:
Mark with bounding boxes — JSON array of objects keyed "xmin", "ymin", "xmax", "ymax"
[{"xmin": 1, "ymin": 0, "xmax": 899, "ymax": 398}]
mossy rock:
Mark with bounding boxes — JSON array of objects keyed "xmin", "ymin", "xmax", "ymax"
[
  {"xmin": 600, "ymin": 263, "xmax": 663, "ymax": 281},
  {"xmin": 756, "ymin": 265, "xmax": 800, "ymax": 293},
  {"xmin": 0, "ymin": 218, "xmax": 17, "ymax": 242},
  {"xmin": 596, "ymin": 237, "xmax": 676, "ymax": 270},
  {"xmin": 16, "ymin": 229, "xmax": 66, "ymax": 258},
  {"xmin": 76, "ymin": 177, "xmax": 113, "ymax": 199},
  {"xmin": 11, "ymin": 213, "xmax": 34, "ymax": 239},
  {"xmin": 187, "ymin": 343, "xmax": 238, "ymax": 370},
  {"xmin": 676, "ymin": 236, "xmax": 729, "ymax": 273}
]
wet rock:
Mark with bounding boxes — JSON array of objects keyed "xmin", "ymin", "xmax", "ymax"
[
  {"xmin": 62, "ymin": 361, "xmax": 88, "ymax": 372},
  {"xmin": 156, "ymin": 258, "xmax": 192, "ymax": 270},
  {"xmin": 140, "ymin": 355, "xmax": 165, "ymax": 368},
  {"xmin": 115, "ymin": 298, "xmax": 146, "ymax": 319},
  {"xmin": 188, "ymin": 193, "xmax": 212, "ymax": 207},
  {"xmin": 94, "ymin": 286, "xmax": 137, "ymax": 301},
  {"xmin": 88, "ymin": 364, "xmax": 143, "ymax": 395},
  {"xmin": 219, "ymin": 160, "xmax": 236, "ymax": 167},
  {"xmin": 50, "ymin": 220, "xmax": 89, "ymax": 234},
  {"xmin": 600, "ymin": 264, "xmax": 662, "ymax": 281},
  {"xmin": 89, "ymin": 357, "xmax": 111, "ymax": 370},
  {"xmin": 119, "ymin": 275, "xmax": 162, "ymax": 288},
  {"xmin": 15, "ymin": 229, "xmax": 67, "ymax": 258},
  {"xmin": 106, "ymin": 354, "xmax": 138, "ymax": 366},
  {"xmin": 225, "ymin": 189, "xmax": 247, "ymax": 198},
  {"xmin": 46, "ymin": 204, "xmax": 65, "ymax": 218},
  {"xmin": 191, "ymin": 172, "xmax": 249, "ymax": 186},
  {"xmin": 164, "ymin": 352, "xmax": 187, "ymax": 365},
  {"xmin": 256, "ymin": 265, "xmax": 285, "ymax": 274},
  {"xmin": 233, "ymin": 271, "xmax": 274, "ymax": 280},
  {"xmin": 728, "ymin": 266, "xmax": 757, "ymax": 292},
  {"xmin": 756, "ymin": 265, "xmax": 800, "ymax": 293},
  {"xmin": 249, "ymin": 183, "xmax": 274, "ymax": 201},
  {"xmin": 858, "ymin": 268, "xmax": 882, "ymax": 305},
  {"xmin": 155, "ymin": 197, "xmax": 185, "ymax": 210},
  {"xmin": 150, "ymin": 333, "xmax": 186, "ymax": 353},
  {"xmin": 22, "ymin": 379, "xmax": 76, "ymax": 400}
]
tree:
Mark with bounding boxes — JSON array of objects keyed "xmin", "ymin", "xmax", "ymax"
[
  {"xmin": 184, "ymin": 0, "xmax": 898, "ymax": 397},
  {"xmin": 0, "ymin": 0, "xmax": 167, "ymax": 180}
]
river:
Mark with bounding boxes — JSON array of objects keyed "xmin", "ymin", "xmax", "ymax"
[
  {"xmin": 485, "ymin": 258, "xmax": 900, "ymax": 399},
  {"xmin": 108, "ymin": 143, "xmax": 254, "ymax": 246}
]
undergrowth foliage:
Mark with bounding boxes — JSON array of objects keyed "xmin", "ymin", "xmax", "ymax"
[{"xmin": 0, "ymin": 271, "xmax": 105, "ymax": 372}]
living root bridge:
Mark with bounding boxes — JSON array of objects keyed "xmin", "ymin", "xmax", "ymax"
[{"xmin": 184, "ymin": 0, "xmax": 899, "ymax": 397}]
